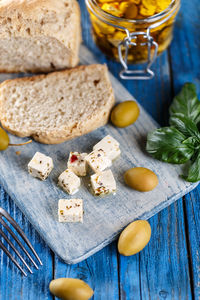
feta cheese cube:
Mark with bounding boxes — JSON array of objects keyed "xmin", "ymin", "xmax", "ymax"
[
  {"xmin": 93, "ymin": 135, "xmax": 121, "ymax": 161},
  {"xmin": 58, "ymin": 169, "xmax": 81, "ymax": 195},
  {"xmin": 91, "ymin": 169, "xmax": 116, "ymax": 196},
  {"xmin": 58, "ymin": 199, "xmax": 83, "ymax": 223},
  {"xmin": 67, "ymin": 152, "xmax": 88, "ymax": 176},
  {"xmin": 85, "ymin": 149, "xmax": 112, "ymax": 173},
  {"xmin": 28, "ymin": 151, "xmax": 53, "ymax": 180}
]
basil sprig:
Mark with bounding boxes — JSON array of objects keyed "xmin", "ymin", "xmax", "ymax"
[
  {"xmin": 170, "ymin": 83, "xmax": 200, "ymax": 124},
  {"xmin": 146, "ymin": 83, "xmax": 200, "ymax": 182}
]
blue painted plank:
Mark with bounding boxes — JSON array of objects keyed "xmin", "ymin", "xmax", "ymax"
[
  {"xmin": 118, "ymin": 251, "xmax": 141, "ymax": 300},
  {"xmin": 169, "ymin": 0, "xmax": 200, "ymax": 95},
  {"xmin": 0, "ymin": 185, "xmax": 53, "ymax": 300},
  {"xmin": 140, "ymin": 200, "xmax": 192, "ymax": 300},
  {"xmin": 119, "ymin": 200, "xmax": 193, "ymax": 300},
  {"xmin": 184, "ymin": 187, "xmax": 200, "ymax": 300},
  {"xmin": 169, "ymin": 0, "xmax": 200, "ymax": 298},
  {"xmin": 54, "ymin": 242, "xmax": 119, "ymax": 300}
]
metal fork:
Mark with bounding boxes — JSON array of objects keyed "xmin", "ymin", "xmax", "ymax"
[{"xmin": 0, "ymin": 207, "xmax": 43, "ymax": 276}]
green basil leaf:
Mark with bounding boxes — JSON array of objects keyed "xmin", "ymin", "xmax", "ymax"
[
  {"xmin": 182, "ymin": 136, "xmax": 200, "ymax": 149},
  {"xmin": 146, "ymin": 127, "xmax": 194, "ymax": 164},
  {"xmin": 169, "ymin": 83, "xmax": 200, "ymax": 124},
  {"xmin": 182, "ymin": 151, "xmax": 200, "ymax": 182},
  {"xmin": 169, "ymin": 113, "xmax": 200, "ymax": 139}
]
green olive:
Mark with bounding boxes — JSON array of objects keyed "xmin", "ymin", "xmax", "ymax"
[
  {"xmin": 118, "ymin": 220, "xmax": 151, "ymax": 256},
  {"xmin": 124, "ymin": 167, "xmax": 158, "ymax": 192},
  {"xmin": 49, "ymin": 278, "xmax": 94, "ymax": 300},
  {"xmin": 111, "ymin": 101, "xmax": 140, "ymax": 128},
  {"xmin": 0, "ymin": 127, "xmax": 9, "ymax": 151}
]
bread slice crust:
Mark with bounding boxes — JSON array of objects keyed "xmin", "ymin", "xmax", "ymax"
[
  {"xmin": 0, "ymin": 0, "xmax": 81, "ymax": 73},
  {"xmin": 0, "ymin": 65, "xmax": 115, "ymax": 144}
]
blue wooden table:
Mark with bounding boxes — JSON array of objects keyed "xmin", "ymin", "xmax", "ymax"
[{"xmin": 0, "ymin": 0, "xmax": 199, "ymax": 299}]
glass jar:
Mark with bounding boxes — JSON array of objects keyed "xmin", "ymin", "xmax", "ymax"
[{"xmin": 85, "ymin": 0, "xmax": 180, "ymax": 80}]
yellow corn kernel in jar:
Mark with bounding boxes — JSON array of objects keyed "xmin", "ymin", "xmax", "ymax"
[
  {"xmin": 142, "ymin": 0, "xmax": 157, "ymax": 8},
  {"xmin": 101, "ymin": 3, "xmax": 123, "ymax": 17},
  {"xmin": 93, "ymin": 23, "xmax": 115, "ymax": 36},
  {"xmin": 140, "ymin": 5, "xmax": 156, "ymax": 17},
  {"xmin": 156, "ymin": 0, "xmax": 171, "ymax": 13},
  {"xmin": 125, "ymin": 3, "xmax": 138, "ymax": 19},
  {"xmin": 140, "ymin": 0, "xmax": 156, "ymax": 16},
  {"xmin": 108, "ymin": 30, "xmax": 127, "ymax": 47},
  {"xmin": 119, "ymin": 1, "xmax": 129, "ymax": 14},
  {"xmin": 91, "ymin": 14, "xmax": 116, "ymax": 35},
  {"xmin": 130, "ymin": 0, "xmax": 141, "ymax": 4},
  {"xmin": 98, "ymin": 0, "xmax": 117, "ymax": 3},
  {"xmin": 92, "ymin": 22, "xmax": 104, "ymax": 37}
]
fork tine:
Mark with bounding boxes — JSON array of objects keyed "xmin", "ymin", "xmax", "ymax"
[
  {"xmin": 0, "ymin": 218, "xmax": 39, "ymax": 269},
  {"xmin": 0, "ymin": 240, "xmax": 27, "ymax": 276},
  {"xmin": 0, "ymin": 208, "xmax": 42, "ymax": 266},
  {"xmin": 0, "ymin": 228, "xmax": 33, "ymax": 274}
]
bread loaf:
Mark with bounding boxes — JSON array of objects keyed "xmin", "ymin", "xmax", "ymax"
[
  {"xmin": 0, "ymin": 64, "xmax": 115, "ymax": 144},
  {"xmin": 0, "ymin": 0, "xmax": 81, "ymax": 73}
]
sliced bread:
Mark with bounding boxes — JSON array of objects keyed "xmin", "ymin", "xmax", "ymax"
[
  {"xmin": 0, "ymin": 64, "xmax": 115, "ymax": 144},
  {"xmin": 0, "ymin": 0, "xmax": 81, "ymax": 73}
]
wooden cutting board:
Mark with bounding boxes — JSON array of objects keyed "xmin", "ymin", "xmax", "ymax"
[{"xmin": 0, "ymin": 45, "xmax": 198, "ymax": 264}]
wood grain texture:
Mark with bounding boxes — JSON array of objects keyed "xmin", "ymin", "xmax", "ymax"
[
  {"xmin": 118, "ymin": 200, "xmax": 194, "ymax": 300},
  {"xmin": 0, "ymin": 0, "xmax": 200, "ymax": 299},
  {"xmin": 54, "ymin": 242, "xmax": 119, "ymax": 300},
  {"xmin": 169, "ymin": 0, "xmax": 200, "ymax": 96},
  {"xmin": 140, "ymin": 200, "xmax": 193, "ymax": 300},
  {"xmin": 0, "ymin": 186, "xmax": 53, "ymax": 300},
  {"xmin": 169, "ymin": 1, "xmax": 200, "ymax": 298},
  {"xmin": 184, "ymin": 190, "xmax": 200, "ymax": 300}
]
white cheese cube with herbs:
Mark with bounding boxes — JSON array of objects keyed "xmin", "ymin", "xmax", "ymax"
[
  {"xmin": 28, "ymin": 152, "xmax": 53, "ymax": 180},
  {"xmin": 67, "ymin": 152, "xmax": 88, "ymax": 176},
  {"xmin": 58, "ymin": 169, "xmax": 81, "ymax": 195},
  {"xmin": 58, "ymin": 199, "xmax": 83, "ymax": 223},
  {"xmin": 91, "ymin": 169, "xmax": 116, "ymax": 196},
  {"xmin": 93, "ymin": 135, "xmax": 121, "ymax": 161},
  {"xmin": 85, "ymin": 149, "xmax": 112, "ymax": 173}
]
